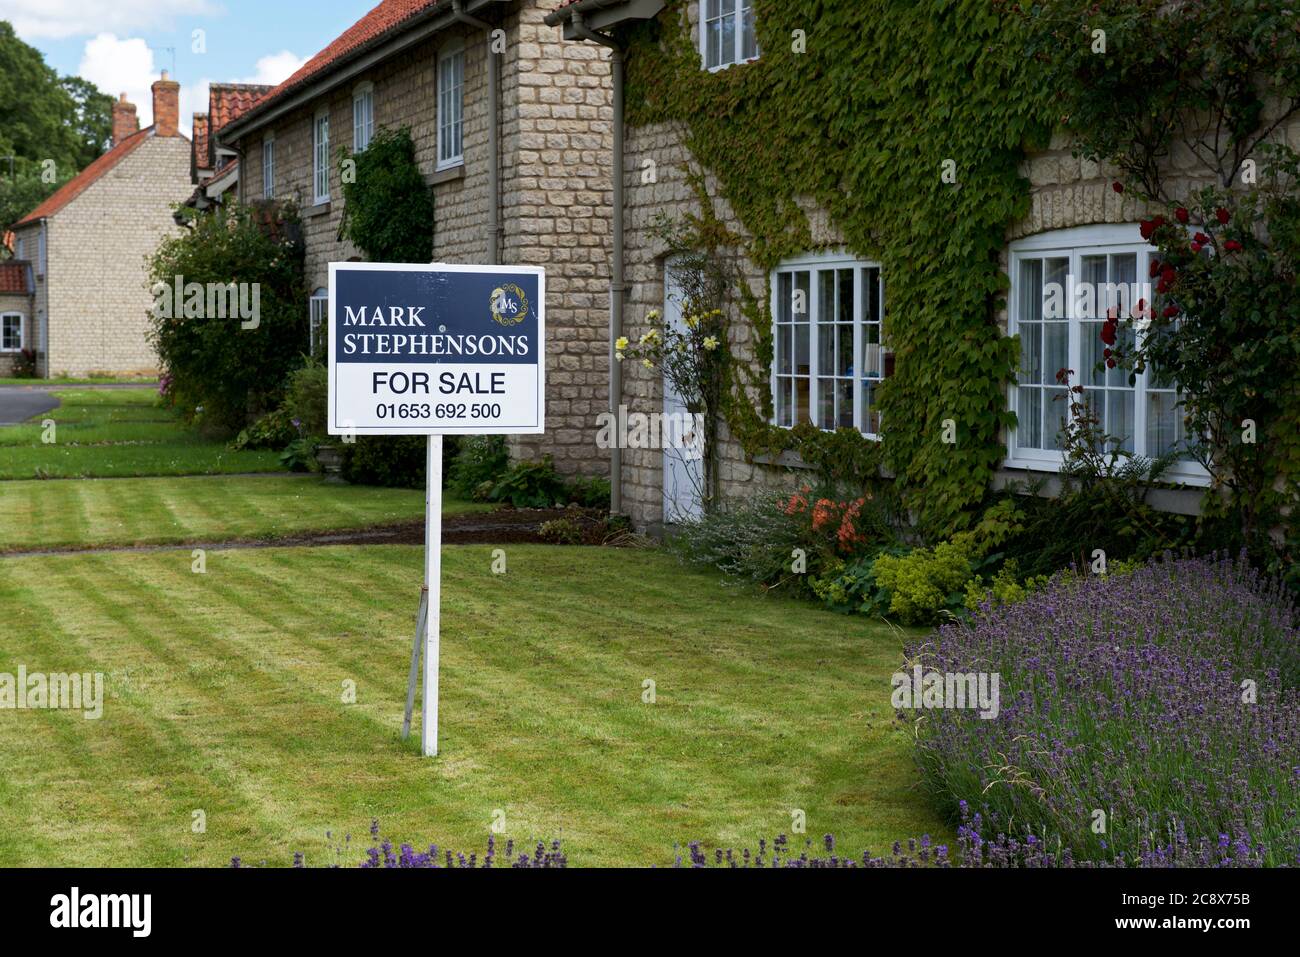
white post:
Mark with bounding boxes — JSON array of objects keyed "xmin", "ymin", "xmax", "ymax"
[{"xmin": 422, "ymin": 435, "xmax": 443, "ymax": 757}]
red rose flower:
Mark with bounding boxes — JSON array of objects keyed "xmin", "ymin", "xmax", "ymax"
[
  {"xmin": 1149, "ymin": 259, "xmax": 1161, "ymax": 278},
  {"xmin": 1216, "ymin": 207, "xmax": 1230, "ymax": 224},
  {"xmin": 1161, "ymin": 265, "xmax": 1176, "ymax": 283},
  {"xmin": 1175, "ymin": 207, "xmax": 1189, "ymax": 223},
  {"xmin": 1103, "ymin": 348, "xmax": 1112, "ymax": 358},
  {"xmin": 1162, "ymin": 305, "xmax": 1179, "ymax": 318},
  {"xmin": 1112, "ymin": 181, "xmax": 1124, "ymax": 193},
  {"xmin": 1224, "ymin": 239, "xmax": 1242, "ymax": 252},
  {"xmin": 1100, "ymin": 322, "xmax": 1117, "ymax": 346},
  {"xmin": 1105, "ymin": 357, "xmax": 1117, "ymax": 369},
  {"xmin": 1191, "ymin": 242, "xmax": 1203, "ymax": 254},
  {"xmin": 1194, "ymin": 232, "xmax": 1209, "ymax": 244}
]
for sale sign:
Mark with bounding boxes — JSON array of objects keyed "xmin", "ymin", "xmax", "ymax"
[{"xmin": 328, "ymin": 262, "xmax": 545, "ymax": 436}]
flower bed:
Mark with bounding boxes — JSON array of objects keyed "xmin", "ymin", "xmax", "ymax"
[{"xmin": 905, "ymin": 556, "xmax": 1300, "ymax": 866}]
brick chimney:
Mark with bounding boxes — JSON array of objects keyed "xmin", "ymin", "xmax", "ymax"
[
  {"xmin": 111, "ymin": 93, "xmax": 138, "ymax": 147},
  {"xmin": 152, "ymin": 71, "xmax": 180, "ymax": 137}
]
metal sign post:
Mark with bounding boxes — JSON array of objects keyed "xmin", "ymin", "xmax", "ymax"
[{"xmin": 328, "ymin": 262, "xmax": 545, "ymax": 758}]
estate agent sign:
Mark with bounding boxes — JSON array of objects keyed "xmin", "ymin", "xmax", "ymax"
[{"xmin": 328, "ymin": 262, "xmax": 546, "ymax": 756}]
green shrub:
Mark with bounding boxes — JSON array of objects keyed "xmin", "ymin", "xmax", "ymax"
[
  {"xmin": 448, "ymin": 435, "xmax": 509, "ymax": 499},
  {"xmin": 282, "ymin": 358, "xmax": 329, "ymax": 440},
  {"xmin": 279, "ymin": 437, "xmax": 316, "ymax": 473},
  {"xmin": 341, "ymin": 436, "xmax": 426, "ymax": 488},
  {"xmin": 669, "ymin": 494, "xmax": 808, "ymax": 590},
  {"xmin": 870, "ymin": 500, "xmax": 1024, "ymax": 625},
  {"xmin": 148, "ymin": 204, "xmax": 306, "ymax": 434},
  {"xmin": 566, "ymin": 475, "xmax": 611, "ymax": 509},
  {"xmin": 338, "ymin": 127, "xmax": 433, "ymax": 263},
  {"xmin": 486, "ymin": 456, "xmax": 569, "ymax": 508},
  {"xmin": 232, "ymin": 406, "xmax": 298, "ymax": 451}
]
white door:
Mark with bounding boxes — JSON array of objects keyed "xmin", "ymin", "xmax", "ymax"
[{"xmin": 662, "ymin": 262, "xmax": 704, "ymax": 523}]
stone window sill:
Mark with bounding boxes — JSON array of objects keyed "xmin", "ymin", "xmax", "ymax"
[
  {"xmin": 426, "ymin": 165, "xmax": 465, "ymax": 186},
  {"xmin": 304, "ymin": 202, "xmax": 331, "ymax": 218}
]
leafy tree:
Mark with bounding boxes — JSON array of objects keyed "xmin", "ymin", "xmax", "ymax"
[{"xmin": 0, "ymin": 21, "xmax": 112, "ymax": 232}]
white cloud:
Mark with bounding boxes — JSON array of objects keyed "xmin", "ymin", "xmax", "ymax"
[
  {"xmin": 244, "ymin": 50, "xmax": 307, "ymax": 87},
  {"xmin": 78, "ymin": 33, "xmax": 158, "ymax": 127},
  {"xmin": 0, "ymin": 0, "xmax": 222, "ymax": 41}
]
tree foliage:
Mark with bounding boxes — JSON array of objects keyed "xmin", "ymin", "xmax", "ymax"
[{"xmin": 0, "ymin": 22, "xmax": 113, "ymax": 233}]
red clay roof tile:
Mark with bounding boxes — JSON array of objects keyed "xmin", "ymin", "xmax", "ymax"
[{"xmin": 0, "ymin": 262, "xmax": 32, "ymax": 294}]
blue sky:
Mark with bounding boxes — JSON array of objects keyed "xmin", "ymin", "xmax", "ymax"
[{"xmin": 0, "ymin": 0, "xmax": 380, "ymax": 135}]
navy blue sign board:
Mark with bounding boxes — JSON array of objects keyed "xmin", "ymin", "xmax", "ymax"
[
  {"xmin": 327, "ymin": 262, "xmax": 545, "ymax": 435},
  {"xmin": 327, "ymin": 261, "xmax": 546, "ymax": 758}
]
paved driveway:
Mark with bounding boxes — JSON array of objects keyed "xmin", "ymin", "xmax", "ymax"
[{"xmin": 0, "ymin": 386, "xmax": 60, "ymax": 426}]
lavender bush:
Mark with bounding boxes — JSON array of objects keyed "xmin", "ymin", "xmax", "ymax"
[
  {"xmin": 232, "ymin": 820, "xmax": 567, "ymax": 868},
  {"xmin": 905, "ymin": 555, "xmax": 1300, "ymax": 867}
]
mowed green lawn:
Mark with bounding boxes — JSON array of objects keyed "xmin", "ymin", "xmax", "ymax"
[
  {"xmin": 0, "ymin": 388, "xmax": 282, "ymax": 479},
  {"xmin": 0, "ymin": 545, "xmax": 945, "ymax": 867},
  {"xmin": 0, "ymin": 474, "xmax": 484, "ymax": 551}
]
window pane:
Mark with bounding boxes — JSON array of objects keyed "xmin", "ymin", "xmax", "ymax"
[
  {"xmin": 1019, "ymin": 259, "xmax": 1043, "ymax": 323},
  {"xmin": 1147, "ymin": 391, "xmax": 1181, "ymax": 458},
  {"xmin": 741, "ymin": 2, "xmax": 758, "ymax": 60},
  {"xmin": 776, "ymin": 324, "xmax": 791, "ymax": 375},
  {"xmin": 1107, "ymin": 390, "xmax": 1135, "ymax": 453},
  {"xmin": 1080, "ymin": 255, "xmax": 1106, "ymax": 319},
  {"xmin": 777, "ymin": 273, "xmax": 792, "ymax": 323},
  {"xmin": 1019, "ymin": 320, "xmax": 1041, "ymax": 384},
  {"xmin": 837, "ymin": 323, "xmax": 852, "ymax": 377},
  {"xmin": 776, "ymin": 379, "xmax": 791, "ymax": 427},
  {"xmin": 816, "ymin": 380, "xmax": 834, "ymax": 429},
  {"xmin": 862, "ymin": 379, "xmax": 881, "ymax": 435},
  {"xmin": 1018, "ymin": 386, "xmax": 1043, "ymax": 449},
  {"xmin": 794, "ymin": 315, "xmax": 809, "ymax": 376},
  {"xmin": 817, "ymin": 270, "xmax": 835, "ymax": 373},
  {"xmin": 837, "ymin": 379, "xmax": 853, "ymax": 429},
  {"xmin": 794, "ymin": 377, "xmax": 809, "ymax": 425},
  {"xmin": 1043, "ymin": 320, "xmax": 1068, "ymax": 386},
  {"xmin": 722, "ymin": 1, "xmax": 736, "ymax": 63}
]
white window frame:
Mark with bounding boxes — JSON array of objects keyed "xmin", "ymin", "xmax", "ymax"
[
  {"xmin": 312, "ymin": 108, "xmax": 330, "ymax": 205},
  {"xmin": 1006, "ymin": 223, "xmax": 1207, "ymax": 485},
  {"xmin": 770, "ymin": 251, "xmax": 886, "ymax": 439},
  {"xmin": 352, "ymin": 82, "xmax": 375, "ymax": 153},
  {"xmin": 262, "ymin": 134, "xmax": 275, "ymax": 199},
  {"xmin": 701, "ymin": 0, "xmax": 759, "ymax": 71},
  {"xmin": 309, "ymin": 289, "xmax": 328, "ymax": 357},
  {"xmin": 1, "ymin": 313, "xmax": 23, "ymax": 353},
  {"xmin": 436, "ymin": 43, "xmax": 465, "ymax": 171}
]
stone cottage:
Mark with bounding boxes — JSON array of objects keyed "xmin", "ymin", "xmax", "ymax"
[
  {"xmin": 8, "ymin": 75, "xmax": 193, "ymax": 378},
  {"xmin": 218, "ymin": 0, "xmax": 616, "ymax": 475},
  {"xmin": 184, "ymin": 83, "xmax": 274, "ymax": 214},
  {"xmin": 545, "ymin": 0, "xmax": 1277, "ymax": 533}
]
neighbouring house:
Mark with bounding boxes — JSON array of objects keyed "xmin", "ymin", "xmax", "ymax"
[
  {"xmin": 218, "ymin": 0, "xmax": 616, "ymax": 475},
  {"xmin": 183, "ymin": 83, "xmax": 274, "ymax": 214},
  {"xmin": 0, "ymin": 258, "xmax": 34, "ymax": 376},
  {"xmin": 545, "ymin": 0, "xmax": 1290, "ymax": 533},
  {"xmin": 8, "ymin": 74, "xmax": 193, "ymax": 378}
]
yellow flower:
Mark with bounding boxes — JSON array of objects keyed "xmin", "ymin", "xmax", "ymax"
[
  {"xmin": 702, "ymin": 336, "xmax": 720, "ymax": 351},
  {"xmin": 639, "ymin": 328, "xmax": 660, "ymax": 346},
  {"xmin": 615, "ymin": 336, "xmax": 629, "ymax": 351},
  {"xmin": 615, "ymin": 351, "xmax": 625, "ymax": 362},
  {"xmin": 685, "ymin": 315, "xmax": 699, "ymax": 329},
  {"xmin": 641, "ymin": 358, "xmax": 654, "ymax": 370},
  {"xmin": 646, "ymin": 309, "xmax": 661, "ymax": 322}
]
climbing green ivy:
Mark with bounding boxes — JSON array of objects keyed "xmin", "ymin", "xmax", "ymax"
[{"xmin": 621, "ymin": 0, "xmax": 1057, "ymax": 536}]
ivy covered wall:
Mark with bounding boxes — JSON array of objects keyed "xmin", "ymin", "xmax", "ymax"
[{"xmin": 616, "ymin": 0, "xmax": 1067, "ymax": 535}]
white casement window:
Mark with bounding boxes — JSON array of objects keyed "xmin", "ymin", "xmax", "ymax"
[
  {"xmin": 437, "ymin": 44, "xmax": 465, "ymax": 170},
  {"xmin": 262, "ymin": 135, "xmax": 275, "ymax": 199},
  {"xmin": 771, "ymin": 253, "xmax": 886, "ymax": 437},
  {"xmin": 1, "ymin": 313, "xmax": 23, "ymax": 352},
  {"xmin": 353, "ymin": 82, "xmax": 375, "ymax": 152},
  {"xmin": 702, "ymin": 0, "xmax": 758, "ymax": 70},
  {"xmin": 1007, "ymin": 224, "xmax": 1203, "ymax": 482},
  {"xmin": 309, "ymin": 289, "xmax": 328, "ymax": 358},
  {"xmin": 313, "ymin": 109, "xmax": 330, "ymax": 204}
]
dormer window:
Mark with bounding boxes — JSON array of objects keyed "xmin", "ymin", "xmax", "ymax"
[{"xmin": 702, "ymin": 0, "xmax": 758, "ymax": 71}]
